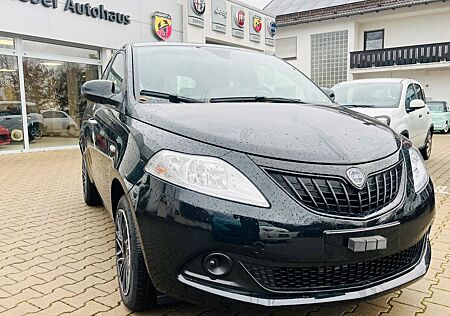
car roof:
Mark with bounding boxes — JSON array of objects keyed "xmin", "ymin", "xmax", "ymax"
[{"xmin": 130, "ymin": 42, "xmax": 257, "ymax": 53}]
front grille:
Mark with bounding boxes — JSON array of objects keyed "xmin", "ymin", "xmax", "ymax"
[
  {"xmin": 266, "ymin": 161, "xmax": 403, "ymax": 218},
  {"xmin": 242, "ymin": 239, "xmax": 423, "ymax": 292}
]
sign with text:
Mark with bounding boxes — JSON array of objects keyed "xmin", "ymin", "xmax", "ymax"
[
  {"xmin": 231, "ymin": 6, "xmax": 245, "ymax": 38},
  {"xmin": 16, "ymin": 0, "xmax": 131, "ymax": 25},
  {"xmin": 265, "ymin": 18, "xmax": 276, "ymax": 46},
  {"xmin": 188, "ymin": 0, "xmax": 205, "ymax": 28},
  {"xmin": 211, "ymin": 0, "xmax": 227, "ymax": 33},
  {"xmin": 249, "ymin": 13, "xmax": 262, "ymax": 43}
]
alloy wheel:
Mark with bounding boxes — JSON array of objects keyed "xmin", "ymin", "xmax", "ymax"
[
  {"xmin": 30, "ymin": 126, "xmax": 43, "ymax": 140},
  {"xmin": 116, "ymin": 209, "xmax": 132, "ymax": 296},
  {"xmin": 82, "ymin": 160, "xmax": 87, "ymax": 194},
  {"xmin": 444, "ymin": 124, "xmax": 449, "ymax": 134}
]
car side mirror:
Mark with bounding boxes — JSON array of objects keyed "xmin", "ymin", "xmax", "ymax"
[
  {"xmin": 81, "ymin": 80, "xmax": 122, "ymax": 107},
  {"xmin": 409, "ymin": 99, "xmax": 425, "ymax": 110},
  {"xmin": 321, "ymin": 87, "xmax": 335, "ymax": 101}
]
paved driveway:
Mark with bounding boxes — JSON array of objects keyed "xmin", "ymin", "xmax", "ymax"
[{"xmin": 0, "ymin": 136, "xmax": 449, "ymax": 316}]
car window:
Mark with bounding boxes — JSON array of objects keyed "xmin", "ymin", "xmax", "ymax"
[
  {"xmin": 333, "ymin": 82, "xmax": 402, "ymax": 108},
  {"xmin": 428, "ymin": 102, "xmax": 446, "ymax": 112},
  {"xmin": 42, "ymin": 111, "xmax": 53, "ymax": 118},
  {"xmin": 55, "ymin": 112, "xmax": 67, "ymax": 119},
  {"xmin": 135, "ymin": 46, "xmax": 332, "ymax": 105},
  {"xmin": 405, "ymin": 84, "xmax": 417, "ymax": 110},
  {"xmin": 106, "ymin": 52, "xmax": 125, "ymax": 94},
  {"xmin": 414, "ymin": 84, "xmax": 425, "ymax": 102}
]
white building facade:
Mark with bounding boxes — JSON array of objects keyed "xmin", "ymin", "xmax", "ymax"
[
  {"xmin": 0, "ymin": 0, "xmax": 275, "ymax": 153},
  {"xmin": 270, "ymin": 0, "xmax": 450, "ymax": 101}
]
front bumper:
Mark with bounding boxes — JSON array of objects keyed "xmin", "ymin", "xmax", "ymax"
[
  {"xmin": 178, "ymin": 238, "xmax": 430, "ymax": 306},
  {"xmin": 130, "ymin": 168, "xmax": 435, "ymax": 308}
]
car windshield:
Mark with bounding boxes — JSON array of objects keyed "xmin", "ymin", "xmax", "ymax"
[
  {"xmin": 428, "ymin": 102, "xmax": 445, "ymax": 112},
  {"xmin": 134, "ymin": 45, "xmax": 332, "ymax": 104},
  {"xmin": 333, "ymin": 82, "xmax": 402, "ymax": 108}
]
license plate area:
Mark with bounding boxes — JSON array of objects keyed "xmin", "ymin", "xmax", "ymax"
[{"xmin": 324, "ymin": 222, "xmax": 400, "ymax": 262}]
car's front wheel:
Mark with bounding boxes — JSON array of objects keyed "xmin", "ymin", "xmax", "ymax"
[
  {"xmin": 115, "ymin": 196, "xmax": 157, "ymax": 311},
  {"xmin": 443, "ymin": 122, "xmax": 449, "ymax": 134},
  {"xmin": 420, "ymin": 130, "xmax": 433, "ymax": 160}
]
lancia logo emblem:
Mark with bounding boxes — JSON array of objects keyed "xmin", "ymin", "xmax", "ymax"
[
  {"xmin": 268, "ymin": 21, "xmax": 277, "ymax": 37},
  {"xmin": 192, "ymin": 0, "xmax": 206, "ymax": 15},
  {"xmin": 346, "ymin": 168, "xmax": 366, "ymax": 189}
]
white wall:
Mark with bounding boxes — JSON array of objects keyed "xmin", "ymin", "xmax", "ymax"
[
  {"xmin": 357, "ymin": 7, "xmax": 450, "ymax": 51},
  {"xmin": 0, "ymin": 0, "xmax": 274, "ymax": 53}
]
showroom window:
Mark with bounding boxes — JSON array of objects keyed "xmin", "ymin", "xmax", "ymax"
[
  {"xmin": 0, "ymin": 36, "xmax": 101, "ymax": 153},
  {"xmin": 364, "ymin": 30, "xmax": 384, "ymax": 51}
]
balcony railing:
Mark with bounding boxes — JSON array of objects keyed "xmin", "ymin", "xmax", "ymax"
[{"xmin": 350, "ymin": 42, "xmax": 450, "ymax": 69}]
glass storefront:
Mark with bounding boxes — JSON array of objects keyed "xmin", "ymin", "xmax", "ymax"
[
  {"xmin": 0, "ymin": 54, "xmax": 23, "ymax": 151},
  {"xmin": 0, "ymin": 37, "xmax": 101, "ymax": 152}
]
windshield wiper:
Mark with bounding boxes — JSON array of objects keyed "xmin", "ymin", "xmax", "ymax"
[
  {"xmin": 140, "ymin": 90, "xmax": 202, "ymax": 103},
  {"xmin": 341, "ymin": 104, "xmax": 376, "ymax": 108},
  {"xmin": 209, "ymin": 96, "xmax": 307, "ymax": 104}
]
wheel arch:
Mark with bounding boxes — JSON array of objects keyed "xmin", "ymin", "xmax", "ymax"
[{"xmin": 111, "ymin": 178, "xmax": 125, "ymax": 221}]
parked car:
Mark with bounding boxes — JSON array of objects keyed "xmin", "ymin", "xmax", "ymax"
[
  {"xmin": 41, "ymin": 110, "xmax": 79, "ymax": 137},
  {"xmin": 332, "ymin": 79, "xmax": 434, "ymax": 160},
  {"xmin": 80, "ymin": 44, "xmax": 435, "ymax": 312},
  {"xmin": 427, "ymin": 101, "xmax": 450, "ymax": 133},
  {"xmin": 0, "ymin": 101, "xmax": 45, "ymax": 141},
  {"xmin": 0, "ymin": 125, "xmax": 11, "ymax": 146}
]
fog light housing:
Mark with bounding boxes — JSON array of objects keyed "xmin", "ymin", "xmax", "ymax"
[{"xmin": 202, "ymin": 253, "xmax": 233, "ymax": 279}]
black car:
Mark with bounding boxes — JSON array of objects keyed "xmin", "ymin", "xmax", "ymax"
[{"xmin": 80, "ymin": 43, "xmax": 435, "ymax": 311}]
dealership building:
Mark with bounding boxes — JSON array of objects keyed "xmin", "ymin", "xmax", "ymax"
[
  {"xmin": 268, "ymin": 0, "xmax": 450, "ymax": 101},
  {"xmin": 0, "ymin": 0, "xmax": 275, "ymax": 153}
]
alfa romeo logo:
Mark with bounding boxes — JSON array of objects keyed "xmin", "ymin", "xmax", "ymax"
[
  {"xmin": 346, "ymin": 168, "xmax": 366, "ymax": 189},
  {"xmin": 235, "ymin": 10, "xmax": 245, "ymax": 28},
  {"xmin": 192, "ymin": 0, "xmax": 205, "ymax": 15}
]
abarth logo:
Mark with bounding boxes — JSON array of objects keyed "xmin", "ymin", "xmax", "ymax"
[
  {"xmin": 346, "ymin": 168, "xmax": 366, "ymax": 189},
  {"xmin": 153, "ymin": 12, "xmax": 173, "ymax": 41},
  {"xmin": 253, "ymin": 15, "xmax": 262, "ymax": 33}
]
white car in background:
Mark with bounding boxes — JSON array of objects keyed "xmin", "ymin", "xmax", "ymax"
[
  {"xmin": 41, "ymin": 110, "xmax": 79, "ymax": 137},
  {"xmin": 332, "ymin": 79, "xmax": 434, "ymax": 160}
]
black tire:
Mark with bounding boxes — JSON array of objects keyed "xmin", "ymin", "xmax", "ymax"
[
  {"xmin": 443, "ymin": 122, "xmax": 449, "ymax": 134},
  {"xmin": 82, "ymin": 157, "xmax": 101, "ymax": 206},
  {"xmin": 67, "ymin": 125, "xmax": 78, "ymax": 137},
  {"xmin": 420, "ymin": 130, "xmax": 433, "ymax": 160},
  {"xmin": 29, "ymin": 124, "xmax": 43, "ymax": 141},
  {"xmin": 115, "ymin": 195, "xmax": 157, "ymax": 311}
]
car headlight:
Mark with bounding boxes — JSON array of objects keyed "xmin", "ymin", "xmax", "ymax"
[
  {"xmin": 144, "ymin": 150, "xmax": 270, "ymax": 208},
  {"xmin": 375, "ymin": 116, "xmax": 391, "ymax": 126},
  {"xmin": 409, "ymin": 146, "xmax": 429, "ymax": 192}
]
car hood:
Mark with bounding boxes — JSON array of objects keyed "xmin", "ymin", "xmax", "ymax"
[{"xmin": 131, "ymin": 103, "xmax": 400, "ymax": 164}]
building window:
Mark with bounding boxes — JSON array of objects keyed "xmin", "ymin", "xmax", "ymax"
[
  {"xmin": 364, "ymin": 30, "xmax": 384, "ymax": 51},
  {"xmin": 0, "ymin": 36, "xmax": 101, "ymax": 153},
  {"xmin": 311, "ymin": 30, "xmax": 348, "ymax": 88}
]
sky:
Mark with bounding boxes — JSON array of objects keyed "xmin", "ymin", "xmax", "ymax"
[{"xmin": 239, "ymin": 0, "xmax": 272, "ymax": 9}]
